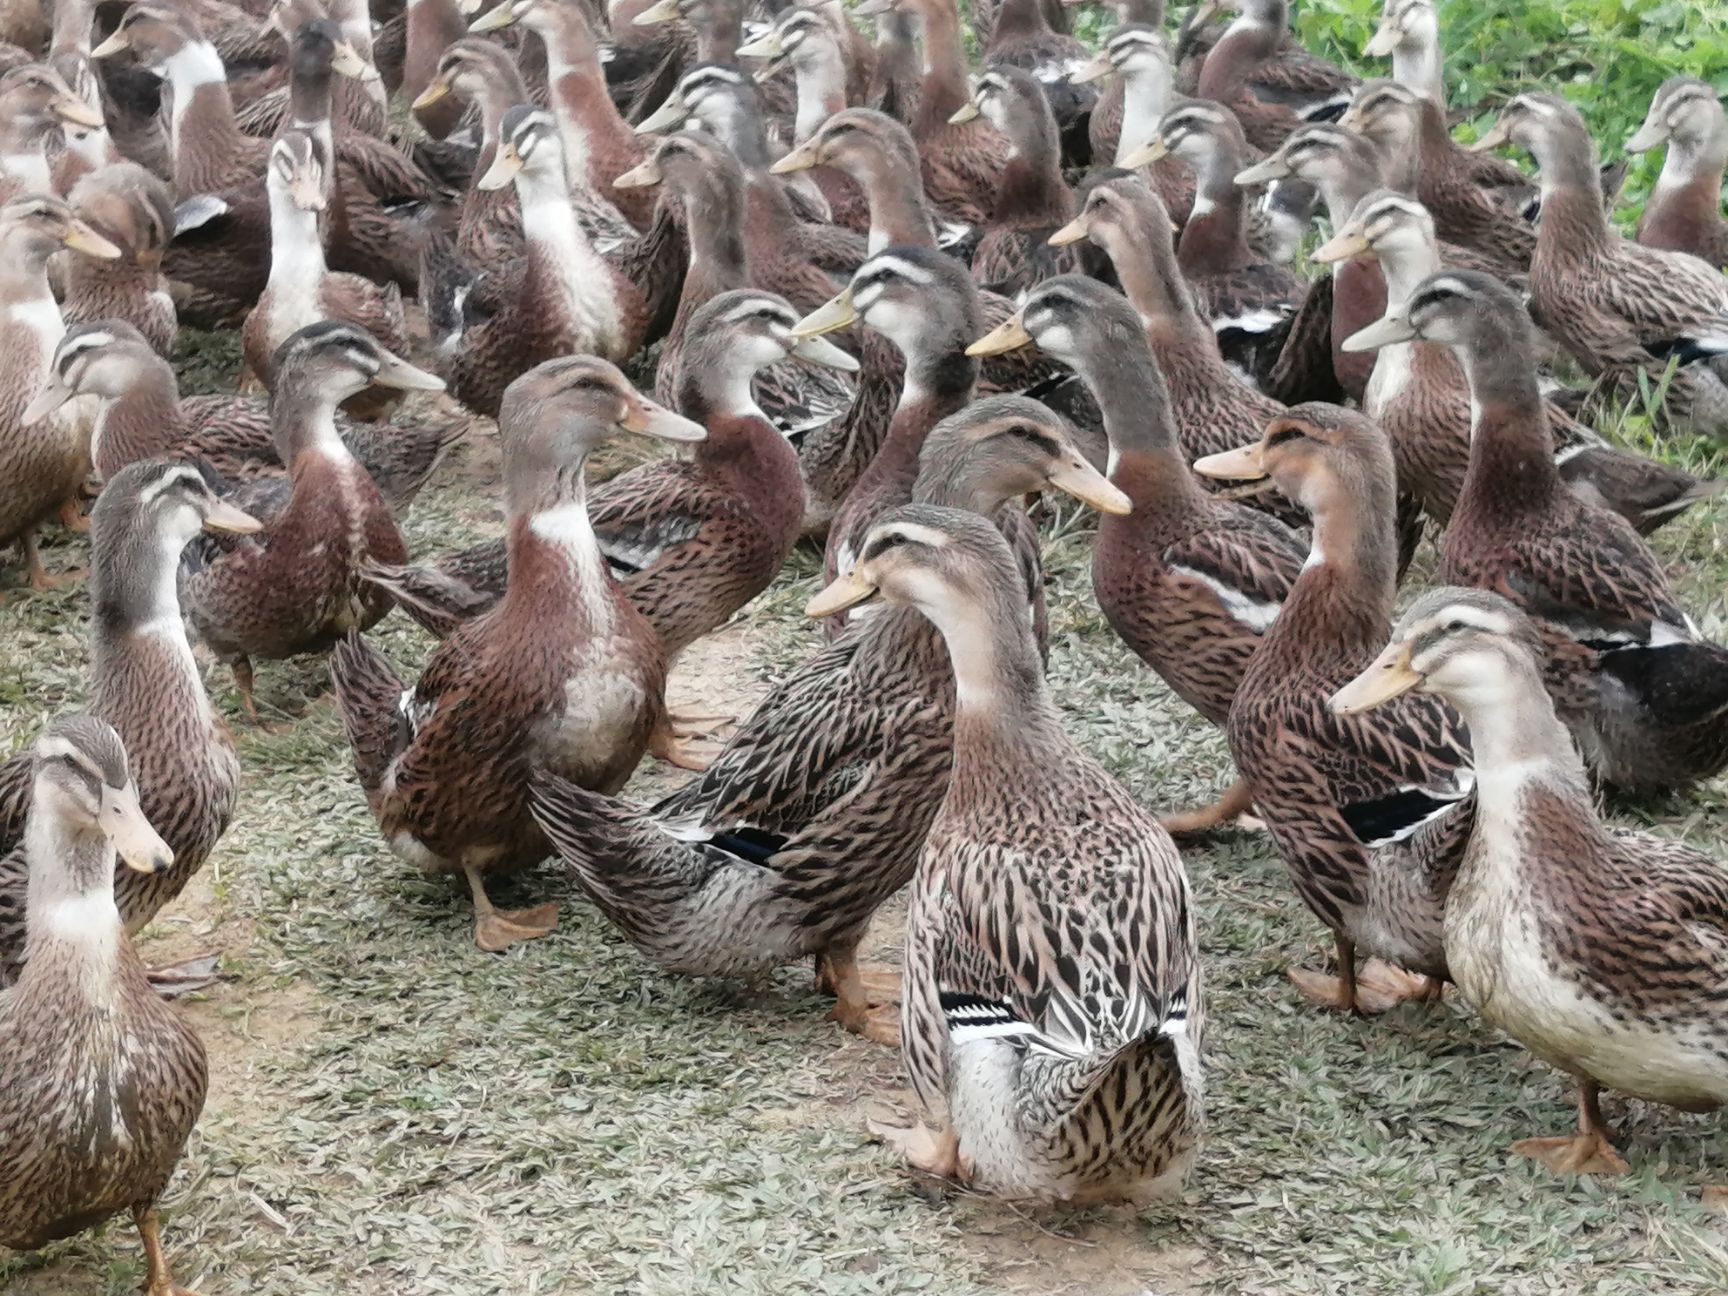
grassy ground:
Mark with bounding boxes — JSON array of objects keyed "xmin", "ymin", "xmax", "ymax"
[{"xmin": 4, "ymin": 321, "xmax": 1728, "ymax": 1295}]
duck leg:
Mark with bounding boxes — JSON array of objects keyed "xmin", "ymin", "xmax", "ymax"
[
  {"xmin": 56, "ymin": 496, "xmax": 91, "ymax": 534},
  {"xmin": 147, "ymin": 954, "xmax": 226, "ymax": 998},
  {"xmin": 22, "ymin": 532, "xmax": 84, "ymax": 591},
  {"xmin": 1512, "ymin": 1079, "xmax": 1630, "ymax": 1177},
  {"xmin": 134, "ymin": 1205, "xmax": 200, "ymax": 1296},
  {"xmin": 1160, "ymin": 777, "xmax": 1256, "ymax": 838},
  {"xmin": 1289, "ymin": 932, "xmax": 1439, "ymax": 1015},
  {"xmin": 647, "ymin": 719, "xmax": 722, "ymax": 772},
  {"xmin": 867, "ymin": 1118, "xmax": 968, "ymax": 1180},
  {"xmin": 231, "ymin": 657, "xmax": 266, "ymax": 727},
  {"xmin": 463, "ymin": 863, "xmax": 557, "ymax": 953},
  {"xmin": 819, "ymin": 946, "xmax": 901, "ymax": 1046}
]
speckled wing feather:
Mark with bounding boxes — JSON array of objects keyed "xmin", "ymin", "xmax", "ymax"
[
  {"xmin": 329, "ymin": 632, "xmax": 412, "ymax": 799},
  {"xmin": 0, "ymin": 751, "xmax": 30, "ymax": 857},
  {"xmin": 1263, "ymin": 272, "xmax": 1344, "ymax": 406}
]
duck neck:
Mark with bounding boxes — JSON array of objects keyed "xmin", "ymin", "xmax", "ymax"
[
  {"xmin": 694, "ymin": 0, "xmax": 745, "ymax": 61},
  {"xmin": 90, "ymin": 362, "xmax": 190, "ymax": 477},
  {"xmin": 1197, "ymin": 1, "xmax": 1283, "ymax": 99},
  {"xmin": 989, "ymin": 0, "xmax": 1052, "ymax": 44},
  {"xmin": 286, "ymin": 46, "xmax": 336, "ymax": 141},
  {"xmin": 679, "ymin": 173, "xmax": 751, "ymax": 298},
  {"xmin": 994, "ymin": 118, "xmax": 1072, "ymax": 227},
  {"xmin": 1529, "ymin": 127, "xmax": 1610, "ymax": 249},
  {"xmin": 51, "ymin": 0, "xmax": 95, "ymax": 55},
  {"xmin": 856, "ymin": 153, "xmax": 938, "ymax": 254},
  {"xmin": 1393, "ymin": 37, "xmax": 1445, "ymax": 108},
  {"xmin": 1376, "ymin": 239, "xmax": 1441, "ymax": 310},
  {"xmin": 1318, "ymin": 165, "xmax": 1376, "ymax": 230},
  {"xmin": 1106, "ymin": 221, "xmax": 1212, "ymax": 351},
  {"xmin": 1179, "ymin": 158, "xmax": 1252, "ymax": 272},
  {"xmin": 1082, "ymin": 341, "xmax": 1202, "ymax": 509},
  {"xmin": 160, "ymin": 39, "xmax": 247, "ymax": 197},
  {"xmin": 0, "ymin": 121, "xmax": 52, "ymax": 195},
  {"xmin": 1454, "ymin": 328, "xmax": 1554, "ymax": 491},
  {"xmin": 404, "ymin": 0, "xmax": 470, "ymax": 100},
  {"xmin": 793, "ymin": 50, "xmax": 848, "ymax": 143},
  {"xmin": 0, "ymin": 245, "xmax": 56, "ymax": 322},
  {"xmin": 540, "ymin": 25, "xmax": 639, "ymax": 190},
  {"xmin": 914, "ymin": 0, "xmax": 973, "ymax": 131},
  {"xmin": 868, "ymin": 340, "xmax": 977, "ymax": 486},
  {"xmin": 1283, "ymin": 477, "xmax": 1397, "ymax": 658},
  {"xmin": 273, "ymin": 388, "xmax": 350, "ymax": 470},
  {"xmin": 505, "ymin": 449, "xmax": 619, "ymax": 631},
  {"xmin": 932, "ymin": 585, "xmax": 1060, "ymax": 740},
  {"xmin": 1115, "ymin": 68, "xmax": 1173, "ymax": 164},
  {"xmin": 516, "ymin": 162, "xmax": 613, "ymax": 316},
  {"xmin": 267, "ymin": 184, "xmax": 330, "ymax": 291},
  {"xmin": 1442, "ymin": 657, "xmax": 1593, "ymax": 834},
  {"xmin": 21, "ymin": 810, "xmax": 128, "ymax": 996},
  {"xmin": 1645, "ymin": 128, "xmax": 1728, "ymax": 243}
]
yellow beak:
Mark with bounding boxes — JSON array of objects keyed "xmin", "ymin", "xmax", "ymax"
[
  {"xmin": 1192, "ymin": 441, "xmax": 1267, "ymax": 481},
  {"xmin": 1329, "ymin": 641, "xmax": 1422, "ymax": 714},
  {"xmin": 806, "ymin": 570, "xmax": 877, "ymax": 618},
  {"xmin": 965, "ymin": 314, "xmax": 1032, "ymax": 357},
  {"xmin": 948, "ymin": 99, "xmax": 981, "ymax": 125},
  {"xmin": 412, "ymin": 78, "xmax": 452, "ymax": 111},
  {"xmin": 1469, "ymin": 119, "xmax": 1512, "ymax": 153},
  {"xmin": 1311, "ymin": 226, "xmax": 1369, "ymax": 265},
  {"xmin": 1340, "ymin": 312, "xmax": 1417, "ymax": 353},
  {"xmin": 1118, "ymin": 136, "xmax": 1168, "ymax": 168},
  {"xmin": 53, "ymin": 95, "xmax": 105, "ymax": 129},
  {"xmin": 102, "ymin": 782, "xmax": 174, "ymax": 875},
  {"xmin": 613, "ymin": 157, "xmax": 662, "ymax": 188},
  {"xmin": 63, "ymin": 220, "xmax": 123, "ymax": 259},
  {"xmin": 1069, "ymin": 54, "xmax": 1113, "ymax": 85},
  {"xmin": 633, "ymin": 0, "xmax": 684, "ymax": 25},
  {"xmin": 736, "ymin": 30, "xmax": 783, "ymax": 59},
  {"xmin": 1047, "ymin": 457, "xmax": 1132, "ymax": 515},
  {"xmin": 468, "ymin": 3, "xmax": 518, "ymax": 31},
  {"xmin": 91, "ymin": 30, "xmax": 130, "ymax": 58},
  {"xmin": 1363, "ymin": 20, "xmax": 1402, "ymax": 57},
  {"xmin": 1047, "ymin": 215, "xmax": 1089, "ymax": 247},
  {"xmin": 791, "ymin": 289, "xmax": 857, "ymax": 339},
  {"xmin": 477, "ymin": 144, "xmax": 524, "ymax": 191},
  {"xmin": 1233, "ymin": 157, "xmax": 1289, "ymax": 186},
  {"xmin": 203, "ymin": 499, "xmax": 264, "ymax": 535},
  {"xmin": 770, "ymin": 140, "xmax": 821, "ymax": 174}
]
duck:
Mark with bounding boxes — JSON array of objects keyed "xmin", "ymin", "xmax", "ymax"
[
  {"xmin": 1332, "ymin": 587, "xmax": 1728, "ymax": 1181},
  {"xmin": 402, "ymin": 0, "xmax": 477, "ymax": 136},
  {"xmin": 0, "ymin": 61, "xmax": 107, "ymax": 204},
  {"xmin": 61, "ymin": 161, "xmax": 179, "ymax": 356},
  {"xmin": 0, "ymin": 462, "xmax": 255, "ymax": 989},
  {"xmin": 1194, "ymin": 403, "xmax": 1472, "ymax": 1013},
  {"xmin": 0, "ymin": 716, "xmax": 207, "ymax": 1293},
  {"xmin": 426, "ymin": 105, "xmax": 650, "ymax": 419},
  {"xmin": 866, "ymin": 3, "xmax": 921, "ymax": 125},
  {"xmin": 362, "ymin": 289, "xmax": 858, "ymax": 644},
  {"xmin": 1071, "ymin": 23, "xmax": 1195, "ymax": 220},
  {"xmin": 852, "ymin": 0, "xmax": 1011, "ymax": 228},
  {"xmin": 243, "ymin": 129, "xmax": 409, "ymax": 421},
  {"xmin": 330, "ymin": 357, "xmax": 707, "ymax": 952},
  {"xmin": 978, "ymin": 0, "xmax": 1094, "ymax": 158},
  {"xmin": 1189, "ymin": 0, "xmax": 1354, "ymax": 152},
  {"xmin": 812, "ymin": 504, "xmax": 1202, "ymax": 1202},
  {"xmin": 1317, "ymin": 189, "xmax": 1720, "ymax": 536},
  {"xmin": 1337, "ymin": 78, "xmax": 1534, "ymax": 276},
  {"xmin": 248, "ymin": 0, "xmax": 390, "ymax": 139},
  {"xmin": 1361, "ymin": 0, "xmax": 1443, "ymax": 107},
  {"xmin": 1344, "ymin": 268, "xmax": 1728, "ymax": 794},
  {"xmin": 180, "ymin": 322, "xmax": 445, "ymax": 723},
  {"xmin": 0, "ymin": 193, "xmax": 122, "ymax": 595},
  {"xmin": 530, "ymin": 397, "xmax": 1125, "ymax": 1035},
  {"xmin": 1473, "ymin": 92, "xmax": 1728, "ymax": 435},
  {"xmin": 971, "ymin": 273, "xmax": 1305, "ymax": 833},
  {"xmin": 949, "ymin": 65, "xmax": 1081, "ymax": 295},
  {"xmin": 1629, "ymin": 78, "xmax": 1728, "ymax": 271},
  {"xmin": 28, "ymin": 319, "xmax": 462, "ymax": 508}
]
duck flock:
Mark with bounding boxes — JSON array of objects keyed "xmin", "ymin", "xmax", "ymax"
[{"xmin": 3, "ymin": 0, "xmax": 1728, "ymax": 1285}]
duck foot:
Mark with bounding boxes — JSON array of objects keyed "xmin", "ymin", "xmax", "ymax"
[
  {"xmin": 1513, "ymin": 1079, "xmax": 1629, "ymax": 1177},
  {"xmin": 22, "ymin": 531, "xmax": 84, "ymax": 591},
  {"xmin": 148, "ymin": 954, "xmax": 225, "ymax": 999},
  {"xmin": 648, "ymin": 723, "xmax": 721, "ymax": 772},
  {"xmin": 1700, "ymin": 1187, "xmax": 1728, "ymax": 1213},
  {"xmin": 230, "ymin": 658, "xmax": 286, "ymax": 730},
  {"xmin": 1160, "ymin": 776, "xmax": 1255, "ymax": 838},
  {"xmin": 867, "ymin": 1118, "xmax": 967, "ymax": 1180},
  {"xmin": 56, "ymin": 497, "xmax": 92, "ymax": 534},
  {"xmin": 820, "ymin": 948, "xmax": 902, "ymax": 1046},
  {"xmin": 1289, "ymin": 933, "xmax": 1439, "ymax": 1014},
  {"xmin": 668, "ymin": 710, "xmax": 737, "ymax": 731},
  {"xmin": 134, "ymin": 1205, "xmax": 201, "ymax": 1296},
  {"xmin": 464, "ymin": 865, "xmax": 556, "ymax": 952}
]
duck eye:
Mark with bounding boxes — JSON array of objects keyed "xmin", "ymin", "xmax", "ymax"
[{"xmin": 1265, "ymin": 426, "xmax": 1303, "ymax": 448}]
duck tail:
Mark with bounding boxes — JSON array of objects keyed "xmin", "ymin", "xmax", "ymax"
[{"xmin": 329, "ymin": 632, "xmax": 409, "ymax": 796}]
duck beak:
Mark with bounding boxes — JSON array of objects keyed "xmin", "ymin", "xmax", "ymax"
[
  {"xmin": 1312, "ymin": 224, "xmax": 1369, "ymax": 264},
  {"xmin": 412, "ymin": 77, "xmax": 452, "ymax": 111},
  {"xmin": 770, "ymin": 139, "xmax": 821, "ymax": 174},
  {"xmin": 102, "ymin": 781, "xmax": 173, "ymax": 875},
  {"xmin": 1069, "ymin": 54, "xmax": 1112, "ymax": 85},
  {"xmin": 791, "ymin": 334, "xmax": 860, "ymax": 371},
  {"xmin": 53, "ymin": 94, "xmax": 105, "ymax": 129},
  {"xmin": 1342, "ymin": 312, "xmax": 1417, "ymax": 352},
  {"xmin": 91, "ymin": 30, "xmax": 130, "ymax": 59},
  {"xmin": 1191, "ymin": 0, "xmax": 1223, "ymax": 24},
  {"xmin": 806, "ymin": 569, "xmax": 877, "ymax": 618},
  {"xmin": 1469, "ymin": 119, "xmax": 1512, "ymax": 153},
  {"xmin": 948, "ymin": 98, "xmax": 982, "ymax": 125},
  {"xmin": 331, "ymin": 39, "xmax": 381, "ymax": 82},
  {"xmin": 1047, "ymin": 214, "xmax": 1090, "ymax": 247},
  {"xmin": 791, "ymin": 289, "xmax": 857, "ymax": 339},
  {"xmin": 63, "ymin": 219, "xmax": 122, "ymax": 259},
  {"xmin": 1047, "ymin": 455, "xmax": 1132, "ymax": 515},
  {"xmin": 1118, "ymin": 136, "xmax": 1168, "ymax": 168},
  {"xmin": 469, "ymin": 2, "xmax": 518, "ymax": 31},
  {"xmin": 1234, "ymin": 157, "xmax": 1289, "ymax": 186},
  {"xmin": 635, "ymin": 93, "xmax": 689, "ymax": 135},
  {"xmin": 1192, "ymin": 441, "xmax": 1267, "ymax": 481},
  {"xmin": 290, "ymin": 172, "xmax": 327, "ymax": 212},
  {"xmin": 23, "ymin": 375, "xmax": 74, "ymax": 426},
  {"xmin": 966, "ymin": 313, "xmax": 1032, "ymax": 357},
  {"xmin": 612, "ymin": 157, "xmax": 662, "ymax": 188},
  {"xmin": 202, "ymin": 498, "xmax": 263, "ymax": 535},
  {"xmin": 371, "ymin": 348, "xmax": 447, "ymax": 391},
  {"xmin": 1626, "ymin": 119, "xmax": 1667, "ymax": 154},
  {"xmin": 477, "ymin": 143, "xmax": 524, "ymax": 190},
  {"xmin": 633, "ymin": 0, "xmax": 684, "ymax": 25},
  {"xmin": 1329, "ymin": 640, "xmax": 1422, "ymax": 714},
  {"xmin": 736, "ymin": 30, "xmax": 783, "ymax": 59},
  {"xmin": 620, "ymin": 394, "xmax": 707, "ymax": 442},
  {"xmin": 1362, "ymin": 19, "xmax": 1401, "ymax": 57}
]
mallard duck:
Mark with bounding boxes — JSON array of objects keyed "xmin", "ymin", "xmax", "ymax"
[
  {"xmin": 0, "ymin": 194, "xmax": 122, "ymax": 595},
  {"xmin": 425, "ymin": 105, "xmax": 650, "ymax": 419},
  {"xmin": 1334, "ymin": 587, "xmax": 1728, "ymax": 1180},
  {"xmin": 1189, "ymin": 0, "xmax": 1353, "ymax": 151},
  {"xmin": 866, "ymin": 4, "xmax": 920, "ymax": 125},
  {"xmin": 362, "ymin": 289, "xmax": 858, "ymax": 644},
  {"xmin": 181, "ymin": 322, "xmax": 444, "ymax": 722},
  {"xmin": 1361, "ymin": 0, "xmax": 1442, "ymax": 106},
  {"xmin": 1071, "ymin": 24, "xmax": 1194, "ymax": 221},
  {"xmin": 806, "ymin": 504, "xmax": 1201, "ymax": 1201},
  {"xmin": 243, "ymin": 129, "xmax": 408, "ymax": 421},
  {"xmin": 1338, "ymin": 79, "xmax": 1534, "ymax": 277},
  {"xmin": 1318, "ymin": 190, "xmax": 1720, "ymax": 535},
  {"xmin": 250, "ymin": 0, "xmax": 390, "ymax": 139},
  {"xmin": 1629, "ymin": 78, "xmax": 1728, "ymax": 271},
  {"xmin": 0, "ymin": 462, "xmax": 255, "ymax": 990},
  {"xmin": 62, "ymin": 161, "xmax": 179, "ymax": 356},
  {"xmin": 947, "ymin": 66, "xmax": 1080, "ymax": 295},
  {"xmin": 1194, "ymin": 403, "xmax": 1472, "ymax": 1013},
  {"xmin": 402, "ymin": 0, "xmax": 474, "ymax": 136},
  {"xmin": 0, "ymin": 716, "xmax": 207, "ymax": 1292},
  {"xmin": 978, "ymin": 0, "xmax": 1094, "ymax": 155},
  {"xmin": 30, "ymin": 319, "xmax": 462, "ymax": 508},
  {"xmin": 331, "ymin": 357, "xmax": 706, "ymax": 952},
  {"xmin": 1345, "ymin": 269, "xmax": 1728, "ymax": 794},
  {"xmin": 970, "ymin": 274, "xmax": 1304, "ymax": 833},
  {"xmin": 530, "ymin": 396, "xmax": 1125, "ymax": 1036},
  {"xmin": 1474, "ymin": 92, "xmax": 1728, "ymax": 434},
  {"xmin": 0, "ymin": 61, "xmax": 108, "ymax": 203},
  {"xmin": 852, "ymin": 0, "xmax": 1011, "ymax": 228}
]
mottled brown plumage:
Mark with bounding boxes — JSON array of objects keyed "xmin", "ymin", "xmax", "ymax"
[
  {"xmin": 61, "ymin": 162, "xmax": 178, "ymax": 357},
  {"xmin": 1076, "ymin": 23, "xmax": 1194, "ymax": 222},
  {"xmin": 1631, "ymin": 78, "xmax": 1728, "ymax": 271},
  {"xmin": 1191, "ymin": 0, "xmax": 1353, "ymax": 152}
]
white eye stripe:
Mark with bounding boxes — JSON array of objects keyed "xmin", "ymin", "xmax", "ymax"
[
  {"xmin": 855, "ymin": 254, "xmax": 936, "ymax": 287},
  {"xmin": 60, "ymin": 329, "xmax": 116, "ymax": 363},
  {"xmin": 719, "ymin": 298, "xmax": 794, "ymax": 327},
  {"xmin": 135, "ymin": 466, "xmax": 204, "ymax": 508},
  {"xmin": 851, "ymin": 283, "xmax": 885, "ymax": 313},
  {"xmin": 874, "ymin": 522, "xmax": 950, "ymax": 550}
]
